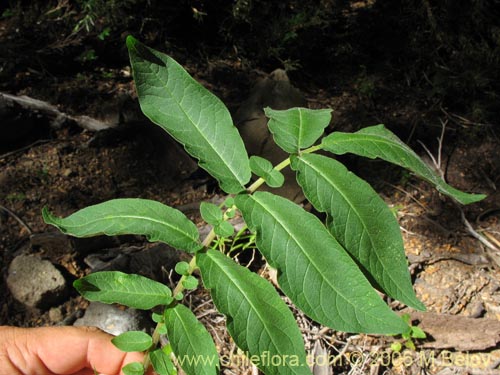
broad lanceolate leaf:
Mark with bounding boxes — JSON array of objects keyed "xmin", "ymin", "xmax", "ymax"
[
  {"xmin": 164, "ymin": 303, "xmax": 219, "ymax": 375},
  {"xmin": 291, "ymin": 154, "xmax": 425, "ymax": 310},
  {"xmin": 197, "ymin": 249, "xmax": 311, "ymax": 375},
  {"xmin": 235, "ymin": 192, "xmax": 408, "ymax": 334},
  {"xmin": 321, "ymin": 124, "xmax": 485, "ymax": 205},
  {"xmin": 265, "ymin": 107, "xmax": 332, "ymax": 154},
  {"xmin": 150, "ymin": 349, "xmax": 177, "ymax": 375},
  {"xmin": 73, "ymin": 271, "xmax": 172, "ymax": 309},
  {"xmin": 127, "ymin": 36, "xmax": 251, "ymax": 194},
  {"xmin": 111, "ymin": 331, "xmax": 153, "ymax": 352},
  {"xmin": 43, "ymin": 198, "xmax": 202, "ymax": 253}
]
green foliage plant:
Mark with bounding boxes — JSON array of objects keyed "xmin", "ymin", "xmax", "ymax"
[{"xmin": 43, "ymin": 36, "xmax": 485, "ymax": 375}]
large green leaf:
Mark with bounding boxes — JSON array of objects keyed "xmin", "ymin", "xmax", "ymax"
[
  {"xmin": 235, "ymin": 192, "xmax": 408, "ymax": 334},
  {"xmin": 164, "ymin": 304, "xmax": 219, "ymax": 375},
  {"xmin": 43, "ymin": 198, "xmax": 202, "ymax": 253},
  {"xmin": 197, "ymin": 249, "xmax": 311, "ymax": 375},
  {"xmin": 291, "ymin": 154, "xmax": 425, "ymax": 310},
  {"xmin": 265, "ymin": 107, "xmax": 332, "ymax": 153},
  {"xmin": 73, "ymin": 271, "xmax": 172, "ymax": 309},
  {"xmin": 127, "ymin": 36, "xmax": 251, "ymax": 194},
  {"xmin": 321, "ymin": 124, "xmax": 485, "ymax": 205}
]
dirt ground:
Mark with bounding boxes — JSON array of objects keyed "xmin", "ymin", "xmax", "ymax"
[{"xmin": 1, "ymin": 21, "xmax": 500, "ymax": 375}]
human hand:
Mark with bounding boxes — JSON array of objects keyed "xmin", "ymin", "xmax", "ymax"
[{"xmin": 0, "ymin": 325, "xmax": 147, "ymax": 375}]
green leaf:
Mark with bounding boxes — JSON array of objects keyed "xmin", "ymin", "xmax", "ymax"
[
  {"xmin": 264, "ymin": 107, "xmax": 332, "ymax": 153},
  {"xmin": 250, "ymin": 155, "xmax": 274, "ymax": 176},
  {"xmin": 43, "ymin": 198, "xmax": 202, "ymax": 253},
  {"xmin": 126, "ymin": 36, "xmax": 251, "ymax": 194},
  {"xmin": 164, "ymin": 303, "xmax": 219, "ymax": 375},
  {"xmin": 175, "ymin": 261, "xmax": 190, "ymax": 276},
  {"xmin": 266, "ymin": 169, "xmax": 285, "ymax": 188},
  {"xmin": 111, "ymin": 331, "xmax": 153, "ymax": 352},
  {"xmin": 122, "ymin": 362, "xmax": 144, "ymax": 375},
  {"xmin": 150, "ymin": 348, "xmax": 177, "ymax": 375},
  {"xmin": 198, "ymin": 249, "xmax": 311, "ymax": 375},
  {"xmin": 152, "ymin": 312, "xmax": 164, "ymax": 323},
  {"xmin": 182, "ymin": 275, "xmax": 199, "ymax": 290},
  {"xmin": 391, "ymin": 342, "xmax": 402, "ymax": 352},
  {"xmin": 200, "ymin": 202, "xmax": 223, "ymax": 225},
  {"xmin": 214, "ymin": 220, "xmax": 234, "ymax": 237},
  {"xmin": 73, "ymin": 271, "xmax": 172, "ymax": 309},
  {"xmin": 249, "ymin": 156, "xmax": 285, "ymax": 188},
  {"xmin": 411, "ymin": 326, "xmax": 426, "ymax": 339},
  {"xmin": 321, "ymin": 124, "xmax": 485, "ymax": 205},
  {"xmin": 291, "ymin": 154, "xmax": 425, "ymax": 310},
  {"xmin": 235, "ymin": 192, "xmax": 408, "ymax": 334},
  {"xmin": 224, "ymin": 197, "xmax": 235, "ymax": 208},
  {"xmin": 174, "ymin": 292, "xmax": 184, "ymax": 301}
]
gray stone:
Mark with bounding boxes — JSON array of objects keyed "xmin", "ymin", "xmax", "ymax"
[
  {"xmin": 48, "ymin": 306, "xmax": 63, "ymax": 323},
  {"xmin": 73, "ymin": 302, "xmax": 152, "ymax": 336},
  {"xmin": 7, "ymin": 254, "xmax": 67, "ymax": 309}
]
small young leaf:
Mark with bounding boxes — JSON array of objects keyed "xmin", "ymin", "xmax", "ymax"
[
  {"xmin": 182, "ymin": 275, "xmax": 199, "ymax": 290},
  {"xmin": 214, "ymin": 220, "xmax": 234, "ymax": 237},
  {"xmin": 291, "ymin": 153, "xmax": 425, "ymax": 310},
  {"xmin": 158, "ymin": 324, "xmax": 168, "ymax": 335},
  {"xmin": 43, "ymin": 198, "xmax": 202, "ymax": 253},
  {"xmin": 265, "ymin": 107, "xmax": 332, "ymax": 153},
  {"xmin": 111, "ymin": 331, "xmax": 153, "ymax": 352},
  {"xmin": 266, "ymin": 169, "xmax": 285, "ymax": 188},
  {"xmin": 235, "ymin": 192, "xmax": 408, "ymax": 334},
  {"xmin": 175, "ymin": 261, "xmax": 190, "ymax": 276},
  {"xmin": 150, "ymin": 348, "xmax": 177, "ymax": 375},
  {"xmin": 122, "ymin": 362, "xmax": 144, "ymax": 375},
  {"xmin": 73, "ymin": 271, "xmax": 172, "ymax": 309},
  {"xmin": 174, "ymin": 292, "xmax": 184, "ymax": 301},
  {"xmin": 126, "ymin": 36, "xmax": 251, "ymax": 194},
  {"xmin": 200, "ymin": 202, "xmax": 223, "ymax": 225},
  {"xmin": 250, "ymin": 155, "xmax": 274, "ymax": 176},
  {"xmin": 411, "ymin": 326, "xmax": 427, "ymax": 339},
  {"xmin": 405, "ymin": 340, "xmax": 416, "ymax": 351},
  {"xmin": 391, "ymin": 342, "xmax": 402, "ymax": 352},
  {"xmin": 164, "ymin": 303, "xmax": 219, "ymax": 375},
  {"xmin": 249, "ymin": 156, "xmax": 285, "ymax": 188},
  {"xmin": 152, "ymin": 312, "xmax": 164, "ymax": 323},
  {"xmin": 321, "ymin": 124, "xmax": 485, "ymax": 205},
  {"xmin": 224, "ymin": 197, "xmax": 235, "ymax": 208},
  {"xmin": 198, "ymin": 249, "xmax": 312, "ymax": 375}
]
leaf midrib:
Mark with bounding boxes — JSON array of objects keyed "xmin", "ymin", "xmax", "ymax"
[
  {"xmin": 298, "ymin": 156, "xmax": 414, "ymax": 303},
  {"xmin": 250, "ymin": 195, "xmax": 387, "ymax": 326},
  {"xmin": 329, "ymin": 135, "xmax": 437, "ymax": 181},
  {"xmin": 140, "ymin": 56, "xmax": 245, "ymax": 188},
  {"xmin": 64, "ymin": 214, "xmax": 196, "ymax": 242},
  {"xmin": 170, "ymin": 307, "xmax": 214, "ymax": 374},
  {"xmin": 207, "ymin": 252, "xmax": 292, "ymax": 362}
]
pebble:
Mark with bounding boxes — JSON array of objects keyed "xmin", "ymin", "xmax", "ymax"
[
  {"xmin": 73, "ymin": 302, "xmax": 152, "ymax": 336},
  {"xmin": 6, "ymin": 254, "xmax": 67, "ymax": 309}
]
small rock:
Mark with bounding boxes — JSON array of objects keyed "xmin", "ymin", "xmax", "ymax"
[
  {"xmin": 7, "ymin": 254, "xmax": 67, "ymax": 309},
  {"xmin": 73, "ymin": 302, "xmax": 152, "ymax": 336},
  {"xmin": 48, "ymin": 306, "xmax": 63, "ymax": 323}
]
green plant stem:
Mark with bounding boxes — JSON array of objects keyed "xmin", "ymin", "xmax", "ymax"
[
  {"xmin": 142, "ymin": 228, "xmax": 217, "ymax": 371},
  {"xmin": 142, "ymin": 145, "xmax": 324, "ymax": 371},
  {"xmin": 246, "ymin": 144, "xmax": 321, "ymax": 193}
]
